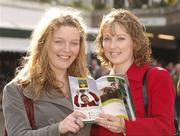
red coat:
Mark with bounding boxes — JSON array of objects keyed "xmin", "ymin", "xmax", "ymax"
[{"xmin": 90, "ymin": 64, "xmax": 175, "ymax": 136}]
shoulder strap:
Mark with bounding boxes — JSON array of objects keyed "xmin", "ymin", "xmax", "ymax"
[
  {"xmin": 142, "ymin": 67, "xmax": 150, "ymax": 116},
  {"xmin": 21, "ymin": 83, "xmax": 36, "ymax": 129},
  {"xmin": 23, "ymin": 95, "xmax": 36, "ymax": 129},
  {"xmin": 4, "ymin": 85, "xmax": 36, "ymax": 136}
]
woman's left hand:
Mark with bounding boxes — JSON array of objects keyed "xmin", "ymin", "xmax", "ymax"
[{"xmin": 95, "ymin": 113, "xmax": 125, "ymax": 133}]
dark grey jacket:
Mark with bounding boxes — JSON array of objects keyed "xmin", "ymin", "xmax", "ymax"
[{"xmin": 3, "ymin": 81, "xmax": 91, "ymax": 136}]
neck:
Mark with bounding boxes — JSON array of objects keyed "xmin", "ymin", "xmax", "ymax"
[
  {"xmin": 113, "ymin": 61, "xmax": 133, "ymax": 74},
  {"xmin": 55, "ymin": 70, "xmax": 70, "ymax": 98},
  {"xmin": 56, "ymin": 71, "xmax": 68, "ymax": 82}
]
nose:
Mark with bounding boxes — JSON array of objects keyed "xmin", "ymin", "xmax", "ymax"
[
  {"xmin": 63, "ymin": 42, "xmax": 70, "ymax": 52},
  {"xmin": 109, "ymin": 38, "xmax": 117, "ymax": 49}
]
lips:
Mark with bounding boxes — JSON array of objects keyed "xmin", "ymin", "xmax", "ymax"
[
  {"xmin": 110, "ymin": 51, "xmax": 121, "ymax": 56},
  {"xmin": 57, "ymin": 54, "xmax": 70, "ymax": 60}
]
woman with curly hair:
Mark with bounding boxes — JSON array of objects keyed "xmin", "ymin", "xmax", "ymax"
[{"xmin": 91, "ymin": 9, "xmax": 175, "ymax": 136}]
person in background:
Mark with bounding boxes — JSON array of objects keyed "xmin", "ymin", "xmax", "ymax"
[
  {"xmin": 176, "ymin": 79, "xmax": 180, "ymax": 123},
  {"xmin": 90, "ymin": 57, "xmax": 101, "ymax": 78},
  {"xmin": 3, "ymin": 8, "xmax": 91, "ymax": 136},
  {"xmin": 177, "ymin": 78, "xmax": 180, "ymax": 96},
  {"xmin": 172, "ymin": 63, "xmax": 180, "ymax": 89},
  {"xmin": 166, "ymin": 62, "xmax": 175, "ymax": 75},
  {"xmin": 91, "ymin": 9, "xmax": 175, "ymax": 136},
  {"xmin": 173, "ymin": 63, "xmax": 180, "ymax": 129}
]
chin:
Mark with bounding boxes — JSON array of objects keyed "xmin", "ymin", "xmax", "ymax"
[
  {"xmin": 58, "ymin": 64, "xmax": 70, "ymax": 70},
  {"xmin": 111, "ymin": 60, "xmax": 122, "ymax": 65}
]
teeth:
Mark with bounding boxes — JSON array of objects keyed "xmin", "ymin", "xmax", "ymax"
[
  {"xmin": 110, "ymin": 52, "xmax": 121, "ymax": 55},
  {"xmin": 58, "ymin": 55, "xmax": 69, "ymax": 59}
]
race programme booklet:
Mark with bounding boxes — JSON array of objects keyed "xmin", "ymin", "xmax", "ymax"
[{"xmin": 68, "ymin": 75, "xmax": 136, "ymax": 123}]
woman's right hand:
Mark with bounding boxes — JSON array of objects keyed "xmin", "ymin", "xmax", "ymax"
[
  {"xmin": 58, "ymin": 111, "xmax": 86, "ymax": 134},
  {"xmin": 95, "ymin": 113, "xmax": 125, "ymax": 133}
]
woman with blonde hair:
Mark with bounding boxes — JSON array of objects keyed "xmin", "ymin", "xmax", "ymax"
[
  {"xmin": 3, "ymin": 8, "xmax": 90, "ymax": 136},
  {"xmin": 91, "ymin": 9, "xmax": 175, "ymax": 136}
]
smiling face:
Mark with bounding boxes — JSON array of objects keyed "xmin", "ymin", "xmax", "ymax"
[
  {"xmin": 81, "ymin": 95, "xmax": 89, "ymax": 104},
  {"xmin": 102, "ymin": 22, "xmax": 134, "ymax": 69},
  {"xmin": 48, "ymin": 25, "xmax": 80, "ymax": 73}
]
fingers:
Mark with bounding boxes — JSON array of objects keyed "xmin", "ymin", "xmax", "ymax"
[
  {"xmin": 66, "ymin": 121, "xmax": 80, "ymax": 133},
  {"xmin": 95, "ymin": 116, "xmax": 115, "ymax": 128},
  {"xmin": 58, "ymin": 111, "xmax": 86, "ymax": 134},
  {"xmin": 96, "ymin": 119, "xmax": 124, "ymax": 133},
  {"xmin": 96, "ymin": 113, "xmax": 121, "ymax": 126},
  {"xmin": 75, "ymin": 118, "xmax": 84, "ymax": 128},
  {"xmin": 73, "ymin": 111, "xmax": 87, "ymax": 119},
  {"xmin": 59, "ymin": 118, "xmax": 81, "ymax": 134},
  {"xmin": 98, "ymin": 113, "xmax": 120, "ymax": 122},
  {"xmin": 95, "ymin": 113, "xmax": 125, "ymax": 133},
  {"xmin": 73, "ymin": 111, "xmax": 86, "ymax": 129}
]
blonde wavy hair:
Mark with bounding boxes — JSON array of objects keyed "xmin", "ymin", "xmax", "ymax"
[
  {"xmin": 96, "ymin": 9, "xmax": 152, "ymax": 67},
  {"xmin": 14, "ymin": 8, "xmax": 89, "ymax": 99}
]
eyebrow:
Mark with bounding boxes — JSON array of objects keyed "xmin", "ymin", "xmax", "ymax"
[
  {"xmin": 116, "ymin": 34, "xmax": 127, "ymax": 37},
  {"xmin": 54, "ymin": 37, "xmax": 80, "ymax": 41},
  {"xmin": 103, "ymin": 33, "xmax": 127, "ymax": 37}
]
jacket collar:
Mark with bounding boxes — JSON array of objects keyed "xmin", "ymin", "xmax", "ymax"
[
  {"xmin": 110, "ymin": 64, "xmax": 149, "ymax": 82},
  {"xmin": 127, "ymin": 64, "xmax": 149, "ymax": 82},
  {"xmin": 23, "ymin": 85, "xmax": 73, "ymax": 110}
]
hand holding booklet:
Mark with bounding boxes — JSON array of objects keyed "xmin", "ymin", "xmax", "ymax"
[{"xmin": 68, "ymin": 75, "xmax": 136, "ymax": 123}]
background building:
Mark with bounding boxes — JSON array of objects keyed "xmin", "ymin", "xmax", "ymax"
[{"xmin": 0, "ymin": 0, "xmax": 180, "ymax": 62}]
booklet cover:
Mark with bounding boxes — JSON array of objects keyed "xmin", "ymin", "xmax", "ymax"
[{"xmin": 68, "ymin": 75, "xmax": 136, "ymax": 123}]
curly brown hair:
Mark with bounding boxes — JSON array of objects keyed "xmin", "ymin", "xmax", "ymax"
[{"xmin": 96, "ymin": 9, "xmax": 152, "ymax": 67}]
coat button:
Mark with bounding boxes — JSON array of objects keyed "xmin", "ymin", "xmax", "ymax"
[{"xmin": 48, "ymin": 118, "xmax": 55, "ymax": 124}]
